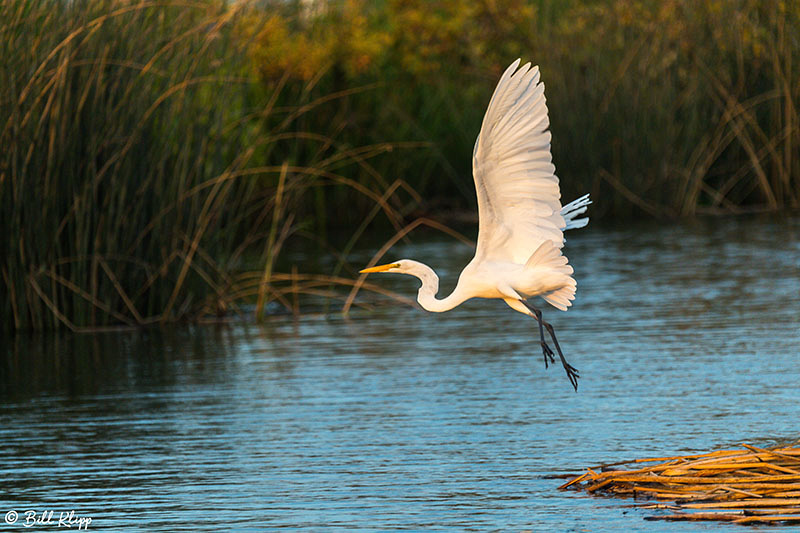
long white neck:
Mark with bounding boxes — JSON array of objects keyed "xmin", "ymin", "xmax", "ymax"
[{"xmin": 408, "ymin": 261, "xmax": 471, "ymax": 313}]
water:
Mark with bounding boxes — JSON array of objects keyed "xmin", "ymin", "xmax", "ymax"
[{"xmin": 2, "ymin": 216, "xmax": 799, "ymax": 531}]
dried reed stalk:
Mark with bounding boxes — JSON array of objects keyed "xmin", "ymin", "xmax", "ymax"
[{"xmin": 561, "ymin": 443, "xmax": 800, "ymax": 525}]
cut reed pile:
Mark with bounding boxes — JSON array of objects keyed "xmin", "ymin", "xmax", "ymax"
[{"xmin": 560, "ymin": 443, "xmax": 800, "ymax": 525}]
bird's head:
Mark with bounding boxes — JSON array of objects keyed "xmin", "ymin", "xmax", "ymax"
[
  {"xmin": 359, "ymin": 259, "xmax": 440, "ymax": 293},
  {"xmin": 359, "ymin": 259, "xmax": 438, "ymax": 281},
  {"xmin": 359, "ymin": 260, "xmax": 416, "ymax": 276}
]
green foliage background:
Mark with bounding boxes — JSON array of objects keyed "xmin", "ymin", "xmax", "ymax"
[{"xmin": 248, "ymin": 0, "xmax": 799, "ymax": 219}]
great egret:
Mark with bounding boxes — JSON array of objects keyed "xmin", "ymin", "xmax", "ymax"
[{"xmin": 360, "ymin": 59, "xmax": 590, "ymax": 390}]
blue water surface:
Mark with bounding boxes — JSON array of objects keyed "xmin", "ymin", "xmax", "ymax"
[{"xmin": 1, "ymin": 216, "xmax": 799, "ymax": 531}]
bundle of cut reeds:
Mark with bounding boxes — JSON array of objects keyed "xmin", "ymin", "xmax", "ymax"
[{"xmin": 559, "ymin": 443, "xmax": 800, "ymax": 525}]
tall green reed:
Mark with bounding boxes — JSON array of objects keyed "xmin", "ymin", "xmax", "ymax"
[{"xmin": 541, "ymin": 0, "xmax": 800, "ymax": 217}]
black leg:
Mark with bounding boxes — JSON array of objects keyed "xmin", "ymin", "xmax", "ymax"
[
  {"xmin": 543, "ymin": 321, "xmax": 580, "ymax": 391},
  {"xmin": 521, "ymin": 300, "xmax": 580, "ymax": 392},
  {"xmin": 521, "ymin": 300, "xmax": 555, "ymax": 367},
  {"xmin": 526, "ymin": 302, "xmax": 554, "ymax": 368}
]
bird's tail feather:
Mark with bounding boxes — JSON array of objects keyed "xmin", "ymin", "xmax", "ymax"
[
  {"xmin": 542, "ymin": 283, "xmax": 576, "ymax": 311},
  {"xmin": 525, "ymin": 240, "xmax": 571, "ymax": 272},
  {"xmin": 561, "ymin": 193, "xmax": 591, "ymax": 230},
  {"xmin": 525, "ymin": 240, "xmax": 576, "ymax": 311}
]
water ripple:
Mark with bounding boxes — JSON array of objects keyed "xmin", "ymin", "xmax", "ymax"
[{"xmin": 1, "ymin": 215, "xmax": 799, "ymax": 531}]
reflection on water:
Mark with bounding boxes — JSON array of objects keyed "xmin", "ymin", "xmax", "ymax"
[{"xmin": 1, "ymin": 215, "xmax": 799, "ymax": 531}]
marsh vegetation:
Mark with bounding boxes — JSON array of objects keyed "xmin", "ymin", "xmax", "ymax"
[{"xmin": 2, "ymin": 0, "xmax": 798, "ymax": 330}]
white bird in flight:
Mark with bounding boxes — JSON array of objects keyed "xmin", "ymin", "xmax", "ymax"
[{"xmin": 360, "ymin": 59, "xmax": 591, "ymax": 390}]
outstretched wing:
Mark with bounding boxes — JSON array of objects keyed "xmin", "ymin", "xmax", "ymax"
[{"xmin": 472, "ymin": 59, "xmax": 565, "ymax": 265}]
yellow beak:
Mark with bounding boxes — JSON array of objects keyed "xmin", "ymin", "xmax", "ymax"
[{"xmin": 359, "ymin": 263, "xmax": 399, "ymax": 274}]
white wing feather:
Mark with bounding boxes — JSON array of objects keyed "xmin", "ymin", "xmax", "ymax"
[{"xmin": 472, "ymin": 59, "xmax": 566, "ymax": 265}]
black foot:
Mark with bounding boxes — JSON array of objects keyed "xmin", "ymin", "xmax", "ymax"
[
  {"xmin": 560, "ymin": 359, "xmax": 580, "ymax": 392},
  {"xmin": 540, "ymin": 341, "xmax": 555, "ymax": 368}
]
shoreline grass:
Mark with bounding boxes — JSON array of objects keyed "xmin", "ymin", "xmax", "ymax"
[{"xmin": 0, "ymin": 0, "xmax": 414, "ymax": 331}]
